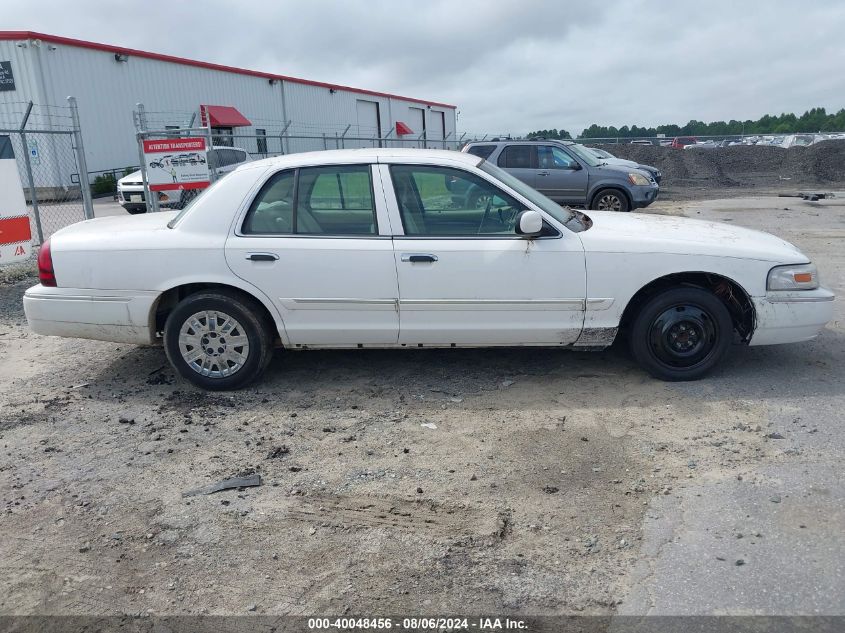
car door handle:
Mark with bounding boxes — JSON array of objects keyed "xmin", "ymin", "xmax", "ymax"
[
  {"xmin": 401, "ymin": 253, "xmax": 438, "ymax": 263},
  {"xmin": 537, "ymin": 170, "xmax": 550, "ymax": 176},
  {"xmin": 246, "ymin": 253, "xmax": 279, "ymax": 262}
]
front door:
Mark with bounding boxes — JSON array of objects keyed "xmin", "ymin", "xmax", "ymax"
[
  {"xmin": 226, "ymin": 164, "xmax": 399, "ymax": 346},
  {"xmin": 535, "ymin": 145, "xmax": 589, "ymax": 204},
  {"xmin": 381, "ymin": 163, "xmax": 586, "ymax": 346}
]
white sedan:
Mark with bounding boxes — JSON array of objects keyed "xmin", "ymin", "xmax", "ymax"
[{"xmin": 24, "ymin": 149, "xmax": 834, "ymax": 390}]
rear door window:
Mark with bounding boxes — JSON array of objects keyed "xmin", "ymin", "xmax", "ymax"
[
  {"xmin": 497, "ymin": 145, "xmax": 537, "ymax": 169},
  {"xmin": 242, "ymin": 165, "xmax": 377, "ymax": 236}
]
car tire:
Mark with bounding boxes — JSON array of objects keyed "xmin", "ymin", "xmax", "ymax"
[
  {"xmin": 590, "ymin": 188, "xmax": 630, "ymax": 212},
  {"xmin": 629, "ymin": 287, "xmax": 733, "ymax": 381},
  {"xmin": 466, "ymin": 190, "xmax": 492, "ymax": 209},
  {"xmin": 164, "ymin": 290, "xmax": 275, "ymax": 390}
]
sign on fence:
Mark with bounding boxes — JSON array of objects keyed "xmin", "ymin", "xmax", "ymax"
[
  {"xmin": 142, "ymin": 137, "xmax": 210, "ymax": 191},
  {"xmin": 0, "ymin": 136, "xmax": 32, "ymax": 265}
]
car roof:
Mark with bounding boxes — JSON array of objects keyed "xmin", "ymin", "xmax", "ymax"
[
  {"xmin": 241, "ymin": 148, "xmax": 483, "ymax": 171},
  {"xmin": 465, "ymin": 139, "xmax": 575, "ymax": 146}
]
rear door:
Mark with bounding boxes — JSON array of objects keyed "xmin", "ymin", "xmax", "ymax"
[
  {"xmin": 535, "ymin": 145, "xmax": 589, "ymax": 204},
  {"xmin": 225, "ymin": 163, "xmax": 399, "ymax": 346}
]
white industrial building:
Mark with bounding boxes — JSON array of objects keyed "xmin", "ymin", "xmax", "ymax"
[{"xmin": 0, "ymin": 31, "xmax": 458, "ymax": 178}]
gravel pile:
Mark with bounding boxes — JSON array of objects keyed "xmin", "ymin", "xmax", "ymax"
[{"xmin": 593, "ymin": 140, "xmax": 845, "ymax": 188}]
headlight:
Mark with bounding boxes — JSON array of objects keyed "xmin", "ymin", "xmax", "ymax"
[
  {"xmin": 767, "ymin": 263, "xmax": 819, "ymax": 290},
  {"xmin": 627, "ymin": 173, "xmax": 651, "ymax": 186}
]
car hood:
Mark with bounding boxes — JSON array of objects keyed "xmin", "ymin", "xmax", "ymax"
[
  {"xmin": 592, "ymin": 163, "xmax": 651, "ymax": 178},
  {"xmin": 578, "ymin": 211, "xmax": 807, "ymax": 263},
  {"xmin": 603, "ymin": 157, "xmax": 639, "ymax": 168},
  {"xmin": 118, "ymin": 170, "xmax": 143, "ymax": 185}
]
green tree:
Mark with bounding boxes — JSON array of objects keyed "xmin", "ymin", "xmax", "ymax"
[{"xmin": 574, "ymin": 106, "xmax": 843, "ymax": 138}]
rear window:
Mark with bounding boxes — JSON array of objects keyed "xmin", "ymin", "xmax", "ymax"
[{"xmin": 465, "ymin": 144, "xmax": 496, "ymax": 160}]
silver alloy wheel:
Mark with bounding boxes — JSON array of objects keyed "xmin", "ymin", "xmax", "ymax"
[
  {"xmin": 597, "ymin": 193, "xmax": 623, "ymax": 211},
  {"xmin": 178, "ymin": 310, "xmax": 250, "ymax": 378}
]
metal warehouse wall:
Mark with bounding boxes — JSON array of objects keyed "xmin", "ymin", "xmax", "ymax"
[{"xmin": 0, "ymin": 37, "xmax": 456, "ymax": 173}]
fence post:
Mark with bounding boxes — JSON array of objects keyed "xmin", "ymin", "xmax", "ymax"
[
  {"xmin": 205, "ymin": 117, "xmax": 217, "ymax": 183},
  {"xmin": 67, "ymin": 96, "xmax": 94, "ymax": 220},
  {"xmin": 18, "ymin": 101, "xmax": 44, "ymax": 244},
  {"xmin": 279, "ymin": 121, "xmax": 292, "ymax": 155},
  {"xmin": 135, "ymin": 103, "xmax": 159, "ymax": 213}
]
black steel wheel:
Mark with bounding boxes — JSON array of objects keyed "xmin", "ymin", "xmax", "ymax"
[{"xmin": 629, "ymin": 287, "xmax": 733, "ymax": 381}]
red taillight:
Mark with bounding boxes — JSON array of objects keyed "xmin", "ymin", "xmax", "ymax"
[{"xmin": 37, "ymin": 239, "xmax": 56, "ymax": 287}]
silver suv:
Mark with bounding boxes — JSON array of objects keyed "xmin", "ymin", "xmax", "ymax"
[{"xmin": 462, "ymin": 140, "xmax": 659, "ymax": 212}]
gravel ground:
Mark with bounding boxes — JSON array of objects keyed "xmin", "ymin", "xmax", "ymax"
[
  {"xmin": 0, "ymin": 194, "xmax": 842, "ymax": 618},
  {"xmin": 595, "ymin": 140, "xmax": 845, "ymax": 194}
]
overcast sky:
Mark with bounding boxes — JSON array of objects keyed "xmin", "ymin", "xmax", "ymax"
[{"xmin": 5, "ymin": 0, "xmax": 845, "ymax": 135}]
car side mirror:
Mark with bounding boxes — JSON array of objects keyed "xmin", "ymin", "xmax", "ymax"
[
  {"xmin": 569, "ymin": 162, "xmax": 582, "ymax": 170},
  {"xmin": 515, "ymin": 210, "xmax": 543, "ymax": 237}
]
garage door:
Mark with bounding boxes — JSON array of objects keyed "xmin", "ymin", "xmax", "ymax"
[
  {"xmin": 409, "ymin": 107, "xmax": 425, "ymax": 148},
  {"xmin": 428, "ymin": 110, "xmax": 445, "ymax": 148},
  {"xmin": 356, "ymin": 100, "xmax": 381, "ymax": 148}
]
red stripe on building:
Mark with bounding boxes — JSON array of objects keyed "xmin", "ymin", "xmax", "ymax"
[
  {"xmin": 0, "ymin": 31, "xmax": 457, "ymax": 109},
  {"xmin": 0, "ymin": 215, "xmax": 32, "ymax": 245}
]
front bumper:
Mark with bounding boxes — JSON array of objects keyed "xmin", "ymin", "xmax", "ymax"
[
  {"xmin": 630, "ymin": 184, "xmax": 660, "ymax": 208},
  {"xmin": 749, "ymin": 287, "xmax": 835, "ymax": 346},
  {"xmin": 23, "ymin": 284, "xmax": 159, "ymax": 345},
  {"xmin": 118, "ymin": 187, "xmax": 178, "ymax": 209}
]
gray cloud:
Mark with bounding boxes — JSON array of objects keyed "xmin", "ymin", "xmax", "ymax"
[{"xmin": 5, "ymin": 0, "xmax": 845, "ymax": 135}]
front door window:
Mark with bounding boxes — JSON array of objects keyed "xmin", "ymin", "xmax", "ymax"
[{"xmin": 390, "ymin": 165, "xmax": 527, "ymax": 236}]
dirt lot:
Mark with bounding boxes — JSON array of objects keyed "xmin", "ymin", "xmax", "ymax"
[{"xmin": 0, "ymin": 194, "xmax": 843, "ymax": 619}]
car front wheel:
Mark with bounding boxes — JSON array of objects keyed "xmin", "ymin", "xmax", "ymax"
[
  {"xmin": 629, "ymin": 287, "xmax": 733, "ymax": 381},
  {"xmin": 164, "ymin": 291, "xmax": 274, "ymax": 390},
  {"xmin": 591, "ymin": 189, "xmax": 630, "ymax": 212}
]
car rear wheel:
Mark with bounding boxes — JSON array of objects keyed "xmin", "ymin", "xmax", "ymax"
[
  {"xmin": 164, "ymin": 291, "xmax": 274, "ymax": 390},
  {"xmin": 591, "ymin": 189, "xmax": 630, "ymax": 212},
  {"xmin": 629, "ymin": 287, "xmax": 732, "ymax": 381}
]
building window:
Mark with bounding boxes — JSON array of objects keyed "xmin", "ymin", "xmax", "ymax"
[
  {"xmin": 256, "ymin": 129, "xmax": 267, "ymax": 155},
  {"xmin": 212, "ymin": 127, "xmax": 234, "ymax": 147}
]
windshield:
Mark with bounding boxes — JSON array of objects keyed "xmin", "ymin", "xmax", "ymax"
[
  {"xmin": 479, "ymin": 161, "xmax": 581, "ymax": 229},
  {"xmin": 589, "ymin": 148, "xmax": 613, "ymax": 159},
  {"xmin": 566, "ymin": 143, "xmax": 602, "ymax": 167}
]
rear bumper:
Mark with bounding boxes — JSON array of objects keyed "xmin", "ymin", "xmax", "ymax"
[
  {"xmin": 23, "ymin": 285, "xmax": 159, "ymax": 345},
  {"xmin": 749, "ymin": 288, "xmax": 835, "ymax": 346}
]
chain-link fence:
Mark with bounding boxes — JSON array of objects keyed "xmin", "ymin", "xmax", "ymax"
[{"xmin": 0, "ymin": 98, "xmax": 94, "ymax": 282}]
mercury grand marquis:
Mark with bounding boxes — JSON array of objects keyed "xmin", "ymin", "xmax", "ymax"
[{"xmin": 24, "ymin": 149, "xmax": 834, "ymax": 390}]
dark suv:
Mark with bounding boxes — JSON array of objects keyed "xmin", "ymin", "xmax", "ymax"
[{"xmin": 461, "ymin": 140, "xmax": 659, "ymax": 212}]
